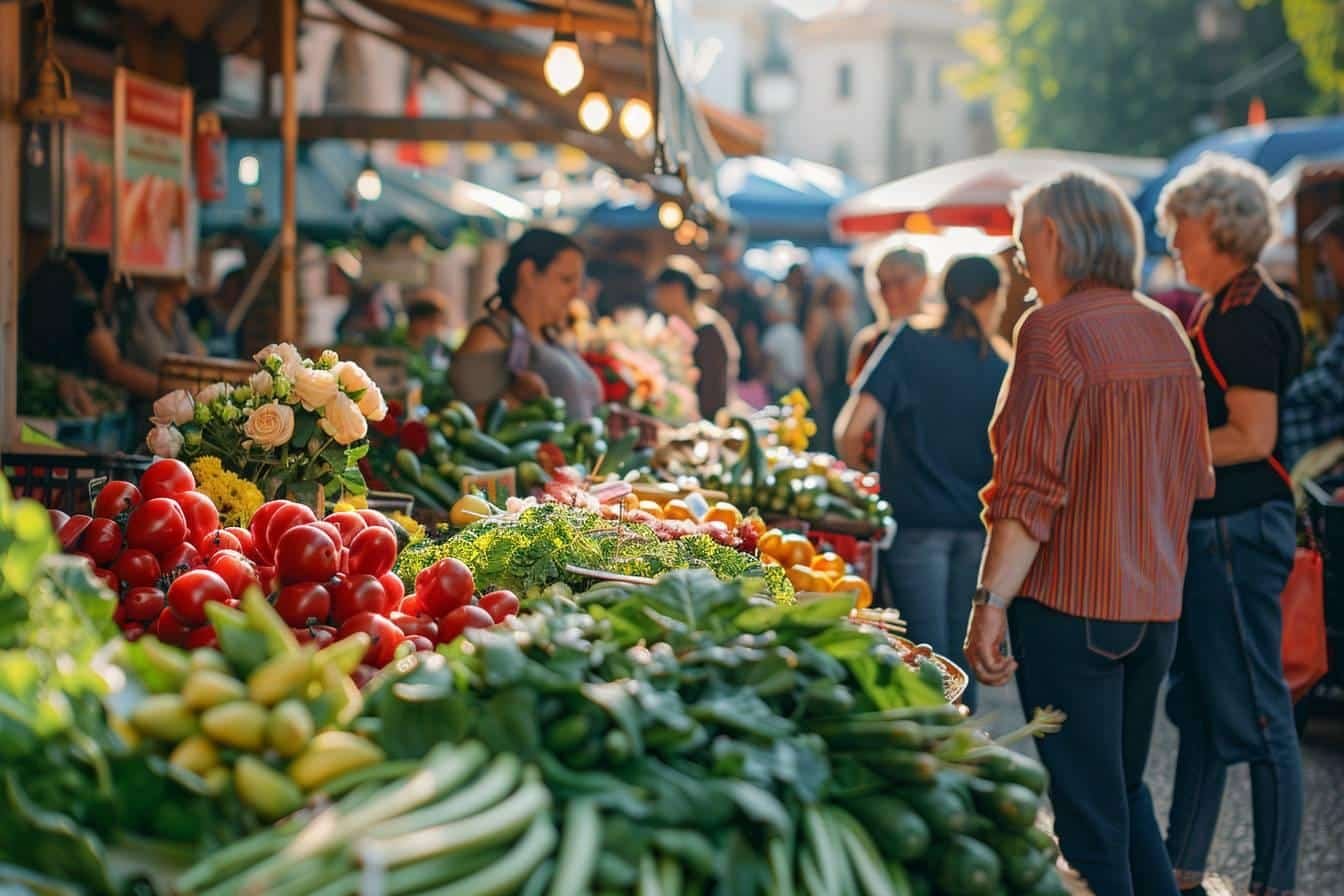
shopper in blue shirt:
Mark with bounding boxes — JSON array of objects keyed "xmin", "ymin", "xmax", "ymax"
[
  {"xmin": 1282, "ymin": 207, "xmax": 1344, "ymax": 468},
  {"xmin": 835, "ymin": 255, "xmax": 1009, "ymax": 708}
]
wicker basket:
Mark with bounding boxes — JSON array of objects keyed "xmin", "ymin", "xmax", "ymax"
[
  {"xmin": 157, "ymin": 354, "xmax": 255, "ymax": 396},
  {"xmin": 2, "ymin": 452, "xmax": 153, "ymax": 515}
]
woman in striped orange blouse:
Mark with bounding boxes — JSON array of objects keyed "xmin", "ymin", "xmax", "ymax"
[{"xmin": 964, "ymin": 169, "xmax": 1214, "ymax": 896}]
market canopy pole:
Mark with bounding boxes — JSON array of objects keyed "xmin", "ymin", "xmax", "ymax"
[
  {"xmin": 279, "ymin": 0, "xmax": 298, "ymax": 345},
  {"xmin": 0, "ymin": 1, "xmax": 20, "ymax": 449}
]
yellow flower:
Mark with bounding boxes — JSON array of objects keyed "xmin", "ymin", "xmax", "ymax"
[
  {"xmin": 190, "ymin": 456, "xmax": 263, "ymax": 527},
  {"xmin": 389, "ymin": 511, "xmax": 424, "ymax": 542}
]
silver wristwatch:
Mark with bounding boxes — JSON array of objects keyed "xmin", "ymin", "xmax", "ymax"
[{"xmin": 972, "ymin": 587, "xmax": 1012, "ymax": 610}]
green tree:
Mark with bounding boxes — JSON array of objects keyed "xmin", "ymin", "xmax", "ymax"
[
  {"xmin": 1250, "ymin": 0, "xmax": 1344, "ymax": 102},
  {"xmin": 962, "ymin": 0, "xmax": 1325, "ymax": 156}
]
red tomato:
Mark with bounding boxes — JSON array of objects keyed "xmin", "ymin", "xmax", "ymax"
[
  {"xmin": 348, "ymin": 527, "xmax": 397, "ymax": 578},
  {"xmin": 225, "ymin": 527, "xmax": 257, "ymax": 560},
  {"xmin": 123, "ymin": 587, "xmax": 166, "ymax": 623},
  {"xmin": 415, "ymin": 558, "xmax": 476, "ymax": 618},
  {"xmin": 378, "ymin": 573, "xmax": 406, "ymax": 614},
  {"xmin": 154, "ymin": 607, "xmax": 194, "ymax": 645},
  {"xmin": 264, "ymin": 503, "xmax": 318, "ymax": 556},
  {"xmin": 479, "ymin": 590, "xmax": 521, "ymax": 623},
  {"xmin": 274, "ymin": 525, "xmax": 339, "ymax": 585},
  {"xmin": 114, "ymin": 549, "xmax": 162, "ymax": 589},
  {"xmin": 159, "ymin": 543, "xmax": 204, "ymax": 575},
  {"xmin": 248, "ymin": 501, "xmax": 289, "ymax": 559},
  {"xmin": 140, "ymin": 459, "xmax": 195, "ymax": 501},
  {"xmin": 339, "ymin": 547, "xmax": 350, "ymax": 575},
  {"xmin": 293, "ymin": 623, "xmax": 337, "ymax": 647},
  {"xmin": 357, "ymin": 510, "xmax": 395, "ymax": 533},
  {"xmin": 197, "ymin": 529, "xmax": 242, "ymax": 560},
  {"xmin": 93, "ymin": 567, "xmax": 121, "ymax": 594},
  {"xmin": 325, "ymin": 512, "xmax": 368, "ymax": 546},
  {"xmin": 93, "ymin": 481, "xmax": 143, "ymax": 520},
  {"xmin": 49, "ymin": 509, "xmax": 70, "ymax": 532},
  {"xmin": 328, "ymin": 574, "xmax": 387, "ymax": 625},
  {"xmin": 406, "ymin": 635, "xmax": 436, "ymax": 653},
  {"xmin": 400, "ymin": 595, "xmax": 425, "ymax": 616},
  {"xmin": 308, "ymin": 520, "xmax": 345, "ymax": 550},
  {"xmin": 337, "ymin": 612, "xmax": 405, "ymax": 667},
  {"xmin": 166, "ymin": 569, "xmax": 232, "ymax": 626},
  {"xmin": 185, "ymin": 626, "xmax": 219, "ymax": 650},
  {"xmin": 273, "ymin": 582, "xmax": 332, "ymax": 627},
  {"xmin": 122, "ymin": 623, "xmax": 146, "ymax": 642},
  {"xmin": 177, "ymin": 491, "xmax": 221, "ymax": 546},
  {"xmin": 389, "ymin": 611, "xmax": 438, "ymax": 640},
  {"xmin": 81, "ymin": 518, "xmax": 124, "ymax": 567},
  {"xmin": 208, "ymin": 550, "xmax": 260, "ymax": 598},
  {"xmin": 436, "ymin": 605, "xmax": 494, "ymax": 645},
  {"xmin": 257, "ymin": 565, "xmax": 281, "ymax": 594},
  {"xmin": 113, "ymin": 601, "xmax": 131, "ymax": 629},
  {"xmin": 126, "ymin": 499, "xmax": 189, "ymax": 556},
  {"xmin": 58, "ymin": 515, "xmax": 93, "ymax": 551}
]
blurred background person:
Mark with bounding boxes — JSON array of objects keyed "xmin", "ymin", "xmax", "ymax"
[
  {"xmin": 760, "ymin": 291, "xmax": 806, "ymax": 401},
  {"xmin": 717, "ymin": 262, "xmax": 766, "ymax": 396},
  {"xmin": 804, "ymin": 276, "xmax": 860, "ymax": 454},
  {"xmin": 1282, "ymin": 207, "xmax": 1344, "ymax": 468},
  {"xmin": 653, "ymin": 258, "xmax": 740, "ymax": 419},
  {"xmin": 404, "ymin": 288, "xmax": 452, "ymax": 372},
  {"xmin": 849, "ymin": 243, "xmax": 929, "ymax": 382}
]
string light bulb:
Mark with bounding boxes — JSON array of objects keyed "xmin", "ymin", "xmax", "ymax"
[
  {"xmin": 658, "ymin": 200, "xmax": 684, "ymax": 230},
  {"xmin": 543, "ymin": 9, "xmax": 584, "ymax": 96},
  {"xmin": 356, "ymin": 151, "xmax": 382, "ymax": 201},
  {"xmin": 238, "ymin": 155, "xmax": 260, "ymax": 186},
  {"xmin": 578, "ymin": 90, "xmax": 612, "ymax": 133},
  {"xmin": 619, "ymin": 98, "xmax": 653, "ymax": 141}
]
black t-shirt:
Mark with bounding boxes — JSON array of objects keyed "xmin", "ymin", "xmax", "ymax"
[{"xmin": 1193, "ymin": 271, "xmax": 1303, "ymax": 518}]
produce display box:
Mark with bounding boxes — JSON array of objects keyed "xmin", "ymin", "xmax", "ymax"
[
  {"xmin": 2, "ymin": 451, "xmax": 152, "ymax": 515},
  {"xmin": 768, "ymin": 515, "xmax": 882, "ymax": 587},
  {"xmin": 156, "ymin": 354, "xmax": 255, "ymax": 395}
]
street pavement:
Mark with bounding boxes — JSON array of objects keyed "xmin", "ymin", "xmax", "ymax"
[{"xmin": 978, "ymin": 683, "xmax": 1344, "ymax": 896}]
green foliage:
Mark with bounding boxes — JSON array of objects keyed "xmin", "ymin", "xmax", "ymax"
[
  {"xmin": 965, "ymin": 0, "xmax": 1327, "ymax": 155},
  {"xmin": 1252, "ymin": 0, "xmax": 1344, "ymax": 100}
]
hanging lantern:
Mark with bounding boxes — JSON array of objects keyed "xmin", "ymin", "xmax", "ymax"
[
  {"xmin": 578, "ymin": 91, "xmax": 612, "ymax": 133},
  {"xmin": 658, "ymin": 200, "xmax": 684, "ymax": 231},
  {"xmin": 355, "ymin": 149, "xmax": 382, "ymax": 201},
  {"xmin": 543, "ymin": 7, "xmax": 585, "ymax": 96},
  {"xmin": 619, "ymin": 98, "xmax": 653, "ymax": 141}
]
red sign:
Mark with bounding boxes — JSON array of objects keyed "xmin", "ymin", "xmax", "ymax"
[{"xmin": 64, "ymin": 93, "xmax": 114, "ymax": 252}]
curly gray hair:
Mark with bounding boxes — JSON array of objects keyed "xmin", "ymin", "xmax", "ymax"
[
  {"xmin": 1155, "ymin": 152, "xmax": 1276, "ymax": 263},
  {"xmin": 1010, "ymin": 168, "xmax": 1144, "ymax": 290}
]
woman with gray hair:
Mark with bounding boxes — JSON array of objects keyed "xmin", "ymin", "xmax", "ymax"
[
  {"xmin": 964, "ymin": 169, "xmax": 1213, "ymax": 896},
  {"xmin": 1156, "ymin": 152, "xmax": 1304, "ymax": 896}
]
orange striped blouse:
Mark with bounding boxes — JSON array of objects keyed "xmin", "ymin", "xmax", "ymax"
[{"xmin": 980, "ymin": 288, "xmax": 1216, "ymax": 622}]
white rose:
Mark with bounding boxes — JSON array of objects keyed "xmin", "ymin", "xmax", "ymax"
[
  {"xmin": 249, "ymin": 370, "xmax": 274, "ymax": 398},
  {"xmin": 242, "ymin": 401, "xmax": 296, "ymax": 449},
  {"xmin": 151, "ymin": 389, "xmax": 195, "ymax": 426},
  {"xmin": 293, "ymin": 367, "xmax": 340, "ymax": 411},
  {"xmin": 319, "ymin": 350, "xmax": 340, "ymax": 369},
  {"xmin": 146, "ymin": 424, "xmax": 184, "ymax": 458},
  {"xmin": 357, "ymin": 385, "xmax": 388, "ymax": 422},
  {"xmin": 195, "ymin": 382, "xmax": 231, "ymax": 405},
  {"xmin": 319, "ymin": 393, "xmax": 368, "ymax": 445},
  {"xmin": 333, "ymin": 361, "xmax": 376, "ymax": 397},
  {"xmin": 253, "ymin": 342, "xmax": 304, "ymax": 381}
]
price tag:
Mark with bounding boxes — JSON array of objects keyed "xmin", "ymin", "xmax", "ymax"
[
  {"xmin": 461, "ymin": 468, "xmax": 517, "ymax": 507},
  {"xmin": 88, "ymin": 475, "xmax": 109, "ymax": 507}
]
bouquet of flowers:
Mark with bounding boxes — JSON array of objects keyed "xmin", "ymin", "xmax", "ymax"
[
  {"xmin": 576, "ymin": 310, "xmax": 700, "ymax": 424},
  {"xmin": 145, "ymin": 343, "xmax": 388, "ymax": 505}
]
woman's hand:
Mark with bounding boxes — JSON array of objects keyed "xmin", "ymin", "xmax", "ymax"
[
  {"xmin": 964, "ymin": 604, "xmax": 1018, "ymax": 686},
  {"xmin": 509, "ymin": 370, "xmax": 549, "ymax": 403}
]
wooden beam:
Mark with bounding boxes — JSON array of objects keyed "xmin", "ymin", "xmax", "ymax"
[
  {"xmin": 279, "ymin": 0, "xmax": 298, "ymax": 344},
  {"xmin": 371, "ymin": 0, "xmax": 641, "ymax": 39}
]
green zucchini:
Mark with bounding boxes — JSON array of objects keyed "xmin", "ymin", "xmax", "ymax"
[
  {"xmin": 900, "ymin": 781, "xmax": 973, "ymax": 836},
  {"xmin": 483, "ymin": 399, "xmax": 507, "ymax": 434},
  {"xmin": 395, "ymin": 448, "xmax": 424, "ymax": 484},
  {"xmin": 508, "ymin": 441, "xmax": 543, "ymax": 467},
  {"xmin": 972, "ymin": 781, "xmax": 1040, "ymax": 832},
  {"xmin": 450, "ymin": 400, "xmax": 481, "ymax": 430},
  {"xmin": 982, "ymin": 832, "xmax": 1050, "ymax": 890},
  {"xmin": 493, "ymin": 420, "xmax": 565, "ymax": 446},
  {"xmin": 974, "ymin": 746, "xmax": 1050, "ymax": 796},
  {"xmin": 844, "ymin": 795, "xmax": 930, "ymax": 862},
  {"xmin": 1020, "ymin": 867, "xmax": 1069, "ymax": 896},
  {"xmin": 930, "ymin": 834, "xmax": 1002, "ymax": 896},
  {"xmin": 384, "ymin": 472, "xmax": 444, "ymax": 513},
  {"xmin": 427, "ymin": 430, "xmax": 453, "ymax": 465},
  {"xmin": 455, "ymin": 430, "xmax": 512, "ymax": 468},
  {"xmin": 863, "ymin": 750, "xmax": 940, "ymax": 784},
  {"xmin": 516, "ymin": 462, "xmax": 549, "ymax": 493},
  {"xmin": 419, "ymin": 470, "xmax": 462, "ymax": 508}
]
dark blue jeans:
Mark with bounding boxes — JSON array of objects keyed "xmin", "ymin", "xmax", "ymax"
[
  {"xmin": 1009, "ymin": 598, "xmax": 1179, "ymax": 896},
  {"xmin": 1166, "ymin": 501, "xmax": 1302, "ymax": 895},
  {"xmin": 880, "ymin": 528, "xmax": 984, "ymax": 709}
]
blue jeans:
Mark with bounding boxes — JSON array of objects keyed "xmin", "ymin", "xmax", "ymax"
[
  {"xmin": 880, "ymin": 528, "xmax": 984, "ymax": 709},
  {"xmin": 1166, "ymin": 501, "xmax": 1302, "ymax": 895},
  {"xmin": 1010, "ymin": 599, "xmax": 1179, "ymax": 896}
]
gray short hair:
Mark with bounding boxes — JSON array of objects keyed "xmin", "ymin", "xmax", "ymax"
[
  {"xmin": 1010, "ymin": 169, "xmax": 1143, "ymax": 291},
  {"xmin": 1155, "ymin": 152, "xmax": 1276, "ymax": 263}
]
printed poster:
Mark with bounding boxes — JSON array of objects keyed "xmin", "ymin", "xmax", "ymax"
[
  {"xmin": 64, "ymin": 92, "xmax": 114, "ymax": 252},
  {"xmin": 114, "ymin": 68, "xmax": 192, "ymax": 277}
]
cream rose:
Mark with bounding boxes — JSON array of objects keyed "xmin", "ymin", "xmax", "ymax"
[
  {"xmin": 294, "ymin": 367, "xmax": 339, "ymax": 411},
  {"xmin": 195, "ymin": 382, "xmax": 232, "ymax": 405},
  {"xmin": 243, "ymin": 401, "xmax": 296, "ymax": 448},
  {"xmin": 151, "ymin": 389, "xmax": 195, "ymax": 426},
  {"xmin": 357, "ymin": 385, "xmax": 388, "ymax": 422},
  {"xmin": 319, "ymin": 393, "xmax": 368, "ymax": 445},
  {"xmin": 249, "ymin": 370, "xmax": 274, "ymax": 398},
  {"xmin": 253, "ymin": 342, "xmax": 304, "ymax": 381},
  {"xmin": 333, "ymin": 360, "xmax": 376, "ymax": 397},
  {"xmin": 146, "ymin": 424, "xmax": 184, "ymax": 458}
]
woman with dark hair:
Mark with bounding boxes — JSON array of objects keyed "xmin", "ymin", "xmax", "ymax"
[
  {"xmin": 450, "ymin": 229, "xmax": 601, "ymax": 419},
  {"xmin": 834, "ymin": 255, "xmax": 1009, "ymax": 709}
]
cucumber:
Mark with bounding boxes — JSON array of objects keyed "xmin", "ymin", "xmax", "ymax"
[
  {"xmin": 900, "ymin": 781, "xmax": 973, "ymax": 836},
  {"xmin": 864, "ymin": 750, "xmax": 939, "ymax": 784},
  {"xmin": 427, "ymin": 430, "xmax": 453, "ymax": 465},
  {"xmin": 493, "ymin": 420, "xmax": 566, "ymax": 446},
  {"xmin": 451, "ymin": 400, "xmax": 481, "ymax": 430},
  {"xmin": 930, "ymin": 834, "xmax": 1002, "ymax": 896},
  {"xmin": 508, "ymin": 441, "xmax": 543, "ymax": 467},
  {"xmin": 971, "ymin": 781, "xmax": 1040, "ymax": 832},
  {"xmin": 974, "ymin": 746, "xmax": 1049, "ymax": 796},
  {"xmin": 982, "ymin": 832, "xmax": 1050, "ymax": 890},
  {"xmin": 516, "ymin": 461, "xmax": 549, "ymax": 493},
  {"xmin": 844, "ymin": 796, "xmax": 930, "ymax": 862},
  {"xmin": 395, "ymin": 448, "xmax": 424, "ymax": 484},
  {"xmin": 1020, "ymin": 868, "xmax": 1069, "ymax": 896},
  {"xmin": 455, "ymin": 430, "xmax": 512, "ymax": 468},
  {"xmin": 385, "ymin": 471, "xmax": 444, "ymax": 512},
  {"xmin": 500, "ymin": 403, "xmax": 550, "ymax": 426},
  {"xmin": 420, "ymin": 469, "xmax": 462, "ymax": 508}
]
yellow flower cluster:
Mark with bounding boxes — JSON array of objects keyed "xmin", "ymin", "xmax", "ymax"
[
  {"xmin": 388, "ymin": 511, "xmax": 424, "ymax": 542},
  {"xmin": 190, "ymin": 456, "xmax": 264, "ymax": 528}
]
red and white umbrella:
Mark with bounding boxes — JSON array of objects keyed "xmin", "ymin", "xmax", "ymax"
[{"xmin": 831, "ymin": 150, "xmax": 1163, "ymax": 240}]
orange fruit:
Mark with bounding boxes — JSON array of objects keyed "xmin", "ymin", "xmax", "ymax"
[
  {"xmin": 703, "ymin": 501, "xmax": 743, "ymax": 530},
  {"xmin": 833, "ymin": 575, "xmax": 873, "ymax": 609},
  {"xmin": 663, "ymin": 499, "xmax": 696, "ymax": 522},
  {"xmin": 760, "ymin": 553, "xmax": 782, "ymax": 566},
  {"xmin": 758, "ymin": 528, "xmax": 785, "ymax": 559},
  {"xmin": 638, "ymin": 500, "xmax": 666, "ymax": 519},
  {"xmin": 787, "ymin": 564, "xmax": 825, "ymax": 593},
  {"xmin": 777, "ymin": 533, "xmax": 817, "ymax": 570},
  {"xmin": 741, "ymin": 515, "xmax": 767, "ymax": 540},
  {"xmin": 811, "ymin": 551, "xmax": 846, "ymax": 576}
]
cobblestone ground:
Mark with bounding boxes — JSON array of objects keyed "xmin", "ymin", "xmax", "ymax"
[{"xmin": 979, "ymin": 684, "xmax": 1344, "ymax": 896}]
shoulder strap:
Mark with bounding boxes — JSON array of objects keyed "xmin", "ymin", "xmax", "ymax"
[{"xmin": 1192, "ymin": 323, "xmax": 1293, "ymax": 490}]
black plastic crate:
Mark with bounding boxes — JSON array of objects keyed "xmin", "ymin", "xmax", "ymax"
[{"xmin": 2, "ymin": 452, "xmax": 153, "ymax": 516}]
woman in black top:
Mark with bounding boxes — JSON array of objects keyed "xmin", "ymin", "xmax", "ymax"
[{"xmin": 1157, "ymin": 153, "xmax": 1303, "ymax": 896}]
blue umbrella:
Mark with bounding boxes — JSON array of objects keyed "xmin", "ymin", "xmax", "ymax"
[{"xmin": 1136, "ymin": 117, "xmax": 1344, "ymax": 256}]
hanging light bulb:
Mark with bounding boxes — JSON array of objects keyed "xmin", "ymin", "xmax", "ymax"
[
  {"xmin": 578, "ymin": 90, "xmax": 612, "ymax": 133},
  {"xmin": 356, "ymin": 151, "xmax": 382, "ymax": 201},
  {"xmin": 619, "ymin": 98, "xmax": 653, "ymax": 141},
  {"xmin": 694, "ymin": 227, "xmax": 710, "ymax": 250},
  {"xmin": 238, "ymin": 154, "xmax": 260, "ymax": 186},
  {"xmin": 658, "ymin": 200, "xmax": 684, "ymax": 231},
  {"xmin": 543, "ymin": 9, "xmax": 584, "ymax": 96},
  {"xmin": 26, "ymin": 127, "xmax": 45, "ymax": 167},
  {"xmin": 674, "ymin": 219, "xmax": 697, "ymax": 245}
]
